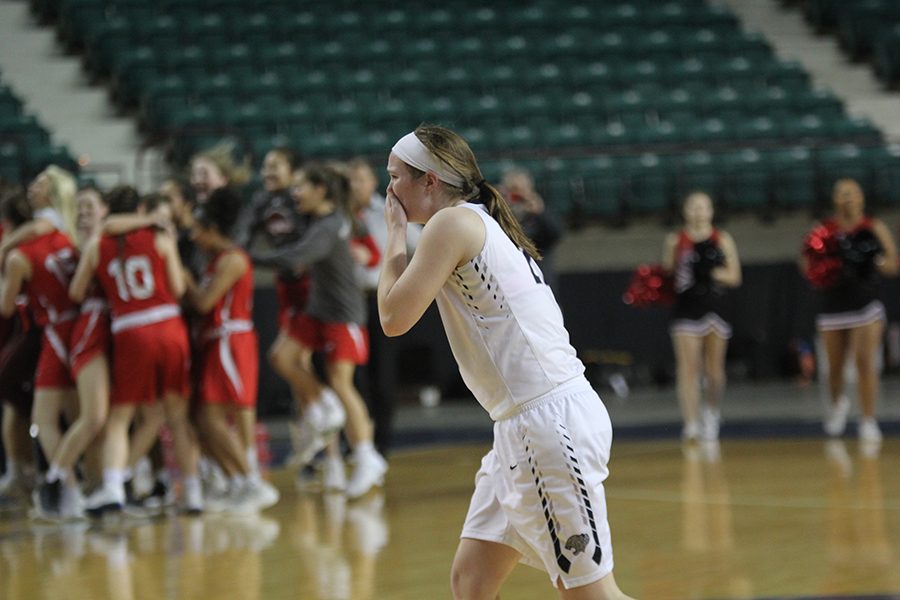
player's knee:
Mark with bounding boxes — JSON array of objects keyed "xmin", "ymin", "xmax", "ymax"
[
  {"xmin": 449, "ymin": 565, "xmax": 490, "ymax": 600},
  {"xmin": 267, "ymin": 345, "xmax": 288, "ymax": 373},
  {"xmin": 81, "ymin": 409, "xmax": 107, "ymax": 437}
]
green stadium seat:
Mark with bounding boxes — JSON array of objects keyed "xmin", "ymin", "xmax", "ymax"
[
  {"xmin": 828, "ymin": 115, "xmax": 880, "ymax": 139},
  {"xmin": 458, "ymin": 126, "xmax": 487, "ymax": 151},
  {"xmin": 870, "ymin": 144, "xmax": 900, "ymax": 205},
  {"xmin": 569, "ymin": 61, "xmax": 616, "ymax": 90},
  {"xmin": 791, "ymin": 88, "xmax": 844, "ymax": 118},
  {"xmin": 0, "ymin": 142, "xmax": 22, "ymax": 182},
  {"xmin": 700, "ymin": 86, "xmax": 743, "ymax": 118},
  {"xmin": 727, "ymin": 32, "xmax": 773, "ymax": 62},
  {"xmin": 543, "ymin": 122, "xmax": 587, "ymax": 148},
  {"xmin": 782, "ymin": 114, "xmax": 827, "ymax": 140},
  {"xmin": 229, "ymin": 13, "xmax": 273, "ymax": 46},
  {"xmin": 737, "ymin": 116, "xmax": 778, "ymax": 141},
  {"xmin": 618, "ymin": 60, "xmax": 660, "ymax": 86},
  {"xmin": 538, "ymin": 156, "xmax": 581, "ymax": 216},
  {"xmin": 764, "ymin": 60, "xmax": 811, "ymax": 89},
  {"xmin": 719, "ymin": 148, "xmax": 771, "ymax": 211},
  {"xmin": 874, "ymin": 25, "xmax": 900, "ymax": 84},
  {"xmin": 0, "ymin": 114, "xmax": 51, "ymax": 147},
  {"xmin": 622, "ymin": 153, "xmax": 672, "ymax": 214},
  {"xmin": 494, "ymin": 125, "xmax": 538, "ymax": 151},
  {"xmin": 576, "ymin": 155, "xmax": 622, "ymax": 217},
  {"xmin": 817, "ymin": 144, "xmax": 872, "ymax": 190},
  {"xmin": 688, "ymin": 117, "xmax": 735, "ymax": 142},
  {"xmin": 667, "ymin": 58, "xmax": 709, "ymax": 84},
  {"xmin": 676, "ymin": 150, "xmax": 719, "ymax": 198},
  {"xmin": 768, "ymin": 146, "xmax": 816, "ymax": 209}
]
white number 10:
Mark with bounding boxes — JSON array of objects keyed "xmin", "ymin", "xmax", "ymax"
[{"xmin": 107, "ymin": 255, "xmax": 155, "ymax": 301}]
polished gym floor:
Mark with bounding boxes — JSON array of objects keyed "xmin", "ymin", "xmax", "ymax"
[{"xmin": 2, "ymin": 377, "xmax": 900, "ymax": 599}]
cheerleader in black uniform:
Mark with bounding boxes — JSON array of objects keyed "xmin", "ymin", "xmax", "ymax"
[
  {"xmin": 663, "ymin": 192, "xmax": 742, "ymax": 442},
  {"xmin": 801, "ymin": 179, "xmax": 897, "ymax": 443}
]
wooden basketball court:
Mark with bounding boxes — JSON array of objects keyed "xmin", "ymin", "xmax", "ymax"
[{"xmin": 2, "ymin": 437, "xmax": 899, "ymax": 599}]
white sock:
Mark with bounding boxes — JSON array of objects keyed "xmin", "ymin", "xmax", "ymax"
[
  {"xmin": 103, "ymin": 469, "xmax": 126, "ymax": 502},
  {"xmin": 353, "ymin": 441, "xmax": 376, "ymax": 459},
  {"xmin": 246, "ymin": 447, "xmax": 260, "ymax": 480},
  {"xmin": 6, "ymin": 457, "xmax": 21, "ymax": 479},
  {"xmin": 46, "ymin": 463, "xmax": 68, "ymax": 484},
  {"xmin": 103, "ymin": 469, "xmax": 124, "ymax": 489},
  {"xmin": 183, "ymin": 475, "xmax": 202, "ymax": 500}
]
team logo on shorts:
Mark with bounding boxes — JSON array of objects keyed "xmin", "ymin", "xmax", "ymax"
[{"xmin": 565, "ymin": 533, "xmax": 590, "ymax": 555}]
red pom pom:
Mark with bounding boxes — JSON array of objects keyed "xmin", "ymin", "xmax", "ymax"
[
  {"xmin": 623, "ymin": 264, "xmax": 675, "ymax": 308},
  {"xmin": 802, "ymin": 223, "xmax": 842, "ymax": 289}
]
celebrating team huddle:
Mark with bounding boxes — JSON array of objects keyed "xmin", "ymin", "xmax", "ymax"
[{"xmin": 0, "ymin": 155, "xmax": 386, "ymax": 519}]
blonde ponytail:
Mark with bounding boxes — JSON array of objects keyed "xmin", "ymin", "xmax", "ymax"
[
  {"xmin": 43, "ymin": 165, "xmax": 77, "ymax": 235},
  {"xmin": 413, "ymin": 124, "xmax": 541, "ymax": 260}
]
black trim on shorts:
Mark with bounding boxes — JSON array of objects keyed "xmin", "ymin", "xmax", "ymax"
[{"xmin": 524, "ymin": 433, "xmax": 572, "ymax": 574}]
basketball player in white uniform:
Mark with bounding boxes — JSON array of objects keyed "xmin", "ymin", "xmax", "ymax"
[{"xmin": 378, "ymin": 125, "xmax": 636, "ymax": 600}]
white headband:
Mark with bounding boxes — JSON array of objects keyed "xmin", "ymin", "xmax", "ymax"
[{"xmin": 391, "ymin": 132, "xmax": 464, "ymax": 187}]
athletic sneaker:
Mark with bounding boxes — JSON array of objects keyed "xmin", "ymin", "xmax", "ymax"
[
  {"xmin": 700, "ymin": 405, "xmax": 721, "ymax": 441},
  {"xmin": 60, "ymin": 485, "xmax": 85, "ymax": 520},
  {"xmin": 221, "ymin": 482, "xmax": 262, "ymax": 516},
  {"xmin": 824, "ymin": 396, "xmax": 850, "ymax": 437},
  {"xmin": 131, "ymin": 458, "xmax": 154, "ymax": 499},
  {"xmin": 252, "ymin": 479, "xmax": 280, "ymax": 510},
  {"xmin": 316, "ymin": 389, "xmax": 346, "ymax": 434},
  {"xmin": 181, "ymin": 484, "xmax": 204, "ymax": 516},
  {"xmin": 85, "ymin": 486, "xmax": 124, "ymax": 518},
  {"xmin": 141, "ymin": 478, "xmax": 173, "ymax": 511},
  {"xmin": 286, "ymin": 419, "xmax": 328, "ymax": 470},
  {"xmin": 322, "ymin": 457, "xmax": 346, "ymax": 492},
  {"xmin": 36, "ymin": 479, "xmax": 62, "ymax": 517},
  {"xmin": 858, "ymin": 418, "xmax": 883, "ymax": 443},
  {"xmin": 681, "ymin": 421, "xmax": 700, "ymax": 442},
  {"xmin": 345, "ymin": 450, "xmax": 387, "ymax": 499}
]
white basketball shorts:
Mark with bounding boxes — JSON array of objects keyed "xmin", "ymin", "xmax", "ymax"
[{"xmin": 460, "ymin": 376, "xmax": 616, "ymax": 589}]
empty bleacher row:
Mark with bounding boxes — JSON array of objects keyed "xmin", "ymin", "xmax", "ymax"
[
  {"xmin": 799, "ymin": 0, "xmax": 900, "ymax": 87},
  {"xmin": 0, "ymin": 71, "xmax": 78, "ymax": 184},
  {"xmin": 18, "ymin": 0, "xmax": 900, "ymax": 219}
]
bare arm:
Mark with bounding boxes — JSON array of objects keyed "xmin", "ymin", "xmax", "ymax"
[
  {"xmin": 661, "ymin": 232, "xmax": 679, "ymax": 273},
  {"xmin": 872, "ymin": 219, "xmax": 899, "ymax": 278},
  {"xmin": 156, "ymin": 231, "xmax": 186, "ymax": 299},
  {"xmin": 184, "ymin": 250, "xmax": 248, "ymax": 314},
  {"xmin": 69, "ymin": 237, "xmax": 100, "ymax": 303},
  {"xmin": 0, "ymin": 220, "xmax": 54, "ymax": 266},
  {"xmin": 711, "ymin": 231, "xmax": 742, "ymax": 288},
  {"xmin": 0, "ymin": 251, "xmax": 30, "ymax": 317},
  {"xmin": 378, "ymin": 202, "xmax": 483, "ymax": 337},
  {"xmin": 103, "ymin": 214, "xmax": 159, "ymax": 236}
]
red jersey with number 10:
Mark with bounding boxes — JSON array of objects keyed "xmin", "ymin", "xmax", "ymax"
[
  {"xmin": 16, "ymin": 231, "xmax": 79, "ymax": 327},
  {"xmin": 96, "ymin": 228, "xmax": 179, "ymax": 326}
]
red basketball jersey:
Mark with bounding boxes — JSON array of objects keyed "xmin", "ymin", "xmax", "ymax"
[
  {"xmin": 198, "ymin": 248, "xmax": 254, "ymax": 339},
  {"xmin": 96, "ymin": 228, "xmax": 180, "ymax": 331},
  {"xmin": 16, "ymin": 231, "xmax": 79, "ymax": 327}
]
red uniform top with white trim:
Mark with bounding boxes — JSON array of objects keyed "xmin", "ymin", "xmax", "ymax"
[
  {"xmin": 96, "ymin": 228, "xmax": 178, "ymax": 322},
  {"xmin": 199, "ymin": 248, "xmax": 255, "ymax": 339},
  {"xmin": 16, "ymin": 231, "xmax": 79, "ymax": 327}
]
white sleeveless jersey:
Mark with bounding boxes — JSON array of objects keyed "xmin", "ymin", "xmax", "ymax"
[{"xmin": 434, "ymin": 203, "xmax": 584, "ymax": 421}]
